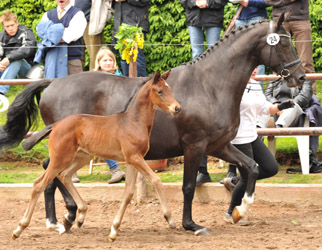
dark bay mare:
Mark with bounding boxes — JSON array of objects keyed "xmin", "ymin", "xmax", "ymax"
[{"xmin": 0, "ymin": 15, "xmax": 305, "ymax": 236}]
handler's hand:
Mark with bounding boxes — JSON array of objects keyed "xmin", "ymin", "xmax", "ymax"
[{"xmin": 277, "ymin": 99, "xmax": 294, "ymax": 111}]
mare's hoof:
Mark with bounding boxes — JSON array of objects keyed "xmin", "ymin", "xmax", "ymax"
[
  {"xmin": 232, "ymin": 207, "xmax": 242, "ymax": 224},
  {"xmin": 63, "ymin": 217, "xmax": 74, "ymax": 232},
  {"xmin": 194, "ymin": 228, "xmax": 210, "ymax": 236}
]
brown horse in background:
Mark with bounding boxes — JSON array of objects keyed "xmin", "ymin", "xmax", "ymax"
[{"xmin": 12, "ymin": 71, "xmax": 180, "ymax": 241}]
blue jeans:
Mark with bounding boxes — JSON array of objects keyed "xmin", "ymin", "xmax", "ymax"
[
  {"xmin": 0, "ymin": 59, "xmax": 31, "ymax": 95},
  {"xmin": 104, "ymin": 159, "xmax": 119, "ymax": 170},
  {"xmin": 120, "ymin": 48, "xmax": 147, "ymax": 77},
  {"xmin": 235, "ymin": 17, "xmax": 266, "ymax": 80},
  {"xmin": 188, "ymin": 26, "xmax": 221, "ymax": 60}
]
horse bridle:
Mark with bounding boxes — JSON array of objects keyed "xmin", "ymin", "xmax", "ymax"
[{"xmin": 267, "ymin": 21, "xmax": 302, "ymax": 81}]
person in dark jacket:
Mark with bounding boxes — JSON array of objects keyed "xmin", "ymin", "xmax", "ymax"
[
  {"xmin": 180, "ymin": 0, "xmax": 228, "ymax": 186},
  {"xmin": 113, "ymin": 0, "xmax": 150, "ymax": 77},
  {"xmin": 0, "ymin": 10, "xmax": 37, "ymax": 95},
  {"xmin": 264, "ymin": 0, "xmax": 316, "ymax": 93},
  {"xmin": 261, "ymin": 79, "xmax": 322, "ymax": 172},
  {"xmin": 180, "ymin": 0, "xmax": 228, "ymax": 60}
]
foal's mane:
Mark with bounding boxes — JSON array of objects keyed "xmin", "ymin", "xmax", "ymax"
[
  {"xmin": 182, "ymin": 21, "xmax": 268, "ymax": 66},
  {"xmin": 119, "ymin": 75, "xmax": 153, "ymax": 114}
]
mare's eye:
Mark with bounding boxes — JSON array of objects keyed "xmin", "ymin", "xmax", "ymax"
[{"xmin": 157, "ymin": 90, "xmax": 163, "ymax": 95}]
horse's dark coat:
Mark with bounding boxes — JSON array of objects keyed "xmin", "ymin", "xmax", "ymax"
[{"xmin": 0, "ymin": 17, "xmax": 306, "ymax": 233}]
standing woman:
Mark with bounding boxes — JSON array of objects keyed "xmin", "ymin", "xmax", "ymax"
[
  {"xmin": 93, "ymin": 46, "xmax": 125, "ymax": 184},
  {"xmin": 223, "ymin": 68, "xmax": 294, "ymax": 224}
]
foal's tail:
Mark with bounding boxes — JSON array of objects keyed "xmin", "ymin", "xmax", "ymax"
[
  {"xmin": 0, "ymin": 79, "xmax": 53, "ymax": 152},
  {"xmin": 22, "ymin": 124, "xmax": 53, "ymax": 151}
]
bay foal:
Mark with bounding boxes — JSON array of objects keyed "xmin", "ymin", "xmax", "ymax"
[{"xmin": 12, "ymin": 70, "xmax": 180, "ymax": 241}]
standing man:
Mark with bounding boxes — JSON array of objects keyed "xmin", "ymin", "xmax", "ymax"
[
  {"xmin": 0, "ymin": 11, "xmax": 37, "ymax": 95},
  {"xmin": 74, "ymin": 0, "xmax": 106, "ymax": 71},
  {"xmin": 40, "ymin": 0, "xmax": 87, "ymax": 76},
  {"xmin": 265, "ymin": 0, "xmax": 316, "ymax": 93},
  {"xmin": 180, "ymin": 0, "xmax": 228, "ymax": 185},
  {"xmin": 113, "ymin": 0, "xmax": 151, "ymax": 77}
]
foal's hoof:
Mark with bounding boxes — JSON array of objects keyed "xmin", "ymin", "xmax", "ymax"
[
  {"xmin": 232, "ymin": 207, "xmax": 243, "ymax": 224},
  {"xmin": 12, "ymin": 233, "xmax": 18, "ymax": 240},
  {"xmin": 108, "ymin": 235, "xmax": 116, "ymax": 243},
  {"xmin": 194, "ymin": 228, "xmax": 210, "ymax": 236}
]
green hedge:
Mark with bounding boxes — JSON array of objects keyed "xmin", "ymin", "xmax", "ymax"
[{"xmin": 0, "ymin": 0, "xmax": 321, "ymax": 74}]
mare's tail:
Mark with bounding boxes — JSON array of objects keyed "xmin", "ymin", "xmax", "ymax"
[
  {"xmin": 0, "ymin": 79, "xmax": 53, "ymax": 151},
  {"xmin": 22, "ymin": 124, "xmax": 53, "ymax": 151}
]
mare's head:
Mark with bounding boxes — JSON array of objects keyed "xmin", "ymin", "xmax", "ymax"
[
  {"xmin": 259, "ymin": 13, "xmax": 306, "ymax": 87},
  {"xmin": 150, "ymin": 70, "xmax": 181, "ymax": 116}
]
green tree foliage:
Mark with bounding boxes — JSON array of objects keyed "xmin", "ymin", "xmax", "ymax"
[{"xmin": 0, "ymin": 0, "xmax": 321, "ymax": 73}]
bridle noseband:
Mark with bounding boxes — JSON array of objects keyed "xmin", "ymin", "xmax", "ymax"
[{"xmin": 267, "ymin": 21, "xmax": 302, "ymax": 80}]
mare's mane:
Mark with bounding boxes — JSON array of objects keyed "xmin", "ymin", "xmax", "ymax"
[
  {"xmin": 118, "ymin": 75, "xmax": 153, "ymax": 114},
  {"xmin": 182, "ymin": 21, "xmax": 267, "ymax": 66}
]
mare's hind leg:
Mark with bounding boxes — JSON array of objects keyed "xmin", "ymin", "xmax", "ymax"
[
  {"xmin": 43, "ymin": 158, "xmax": 77, "ymax": 234},
  {"xmin": 214, "ymin": 143, "xmax": 259, "ymax": 223},
  {"xmin": 12, "ymin": 169, "xmax": 60, "ymax": 239},
  {"xmin": 128, "ymin": 156, "xmax": 175, "ymax": 228},
  {"xmin": 109, "ymin": 164, "xmax": 138, "ymax": 242}
]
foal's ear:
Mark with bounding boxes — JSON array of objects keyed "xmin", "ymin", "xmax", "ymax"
[
  {"xmin": 161, "ymin": 69, "xmax": 171, "ymax": 80},
  {"xmin": 276, "ymin": 12, "xmax": 285, "ymax": 31},
  {"xmin": 153, "ymin": 71, "xmax": 161, "ymax": 84}
]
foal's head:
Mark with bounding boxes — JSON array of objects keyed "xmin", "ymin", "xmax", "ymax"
[{"xmin": 150, "ymin": 70, "xmax": 181, "ymax": 116}]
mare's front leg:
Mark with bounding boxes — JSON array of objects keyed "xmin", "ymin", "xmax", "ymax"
[
  {"xmin": 109, "ymin": 164, "xmax": 138, "ymax": 242},
  {"xmin": 182, "ymin": 145, "xmax": 210, "ymax": 235},
  {"xmin": 215, "ymin": 143, "xmax": 259, "ymax": 223}
]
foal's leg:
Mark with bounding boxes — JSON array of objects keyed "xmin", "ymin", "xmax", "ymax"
[
  {"xmin": 58, "ymin": 154, "xmax": 91, "ymax": 228},
  {"xmin": 129, "ymin": 156, "xmax": 176, "ymax": 228},
  {"xmin": 12, "ymin": 169, "xmax": 60, "ymax": 239},
  {"xmin": 109, "ymin": 164, "xmax": 138, "ymax": 242}
]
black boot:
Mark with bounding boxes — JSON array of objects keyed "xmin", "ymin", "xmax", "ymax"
[
  {"xmin": 309, "ymin": 152, "xmax": 322, "ymax": 173},
  {"xmin": 196, "ymin": 173, "xmax": 211, "ymax": 186}
]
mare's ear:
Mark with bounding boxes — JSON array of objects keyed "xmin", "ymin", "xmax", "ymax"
[
  {"xmin": 276, "ymin": 12, "xmax": 285, "ymax": 31},
  {"xmin": 161, "ymin": 69, "xmax": 171, "ymax": 80},
  {"xmin": 153, "ymin": 71, "xmax": 161, "ymax": 84}
]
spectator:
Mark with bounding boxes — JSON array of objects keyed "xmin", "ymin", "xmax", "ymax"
[
  {"xmin": 39, "ymin": 0, "xmax": 87, "ymax": 77},
  {"xmin": 260, "ymin": 79, "xmax": 322, "ymax": 173},
  {"xmin": 0, "ymin": 10, "xmax": 37, "ymax": 95},
  {"xmin": 265, "ymin": 0, "xmax": 317, "ymax": 93},
  {"xmin": 112, "ymin": 0, "xmax": 151, "ymax": 77},
  {"xmin": 223, "ymin": 68, "xmax": 293, "ymax": 224},
  {"xmin": 74, "ymin": 0, "xmax": 106, "ymax": 71},
  {"xmin": 93, "ymin": 46, "xmax": 125, "ymax": 183},
  {"xmin": 180, "ymin": 0, "xmax": 228, "ymax": 60},
  {"xmin": 180, "ymin": 0, "xmax": 228, "ymax": 185}
]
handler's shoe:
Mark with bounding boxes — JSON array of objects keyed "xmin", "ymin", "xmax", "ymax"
[
  {"xmin": 224, "ymin": 213, "xmax": 249, "ymax": 226},
  {"xmin": 196, "ymin": 173, "xmax": 211, "ymax": 186},
  {"xmin": 108, "ymin": 167, "xmax": 126, "ymax": 184},
  {"xmin": 72, "ymin": 173, "xmax": 80, "ymax": 183}
]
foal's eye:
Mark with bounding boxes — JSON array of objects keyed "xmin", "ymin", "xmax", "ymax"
[{"xmin": 157, "ymin": 90, "xmax": 163, "ymax": 95}]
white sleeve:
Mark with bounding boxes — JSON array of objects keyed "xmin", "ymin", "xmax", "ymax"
[{"xmin": 62, "ymin": 11, "xmax": 87, "ymax": 44}]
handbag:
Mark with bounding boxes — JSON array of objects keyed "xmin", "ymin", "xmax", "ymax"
[{"xmin": 89, "ymin": 0, "xmax": 113, "ymax": 35}]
